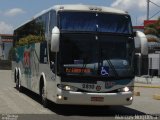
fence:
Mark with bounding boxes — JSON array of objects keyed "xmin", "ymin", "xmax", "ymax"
[{"xmin": 0, "ymin": 60, "xmax": 11, "ymax": 70}]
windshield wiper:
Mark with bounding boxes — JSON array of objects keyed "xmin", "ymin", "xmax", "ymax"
[
  {"xmin": 80, "ymin": 57, "xmax": 90, "ymax": 75},
  {"xmin": 98, "ymin": 38, "xmax": 119, "ymax": 78},
  {"xmin": 98, "ymin": 36, "xmax": 119, "ymax": 78},
  {"xmin": 80, "ymin": 62, "xmax": 87, "ymax": 74},
  {"xmin": 105, "ymin": 59, "xmax": 119, "ymax": 78}
]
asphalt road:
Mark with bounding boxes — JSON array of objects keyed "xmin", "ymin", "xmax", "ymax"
[{"xmin": 0, "ymin": 70, "xmax": 159, "ymax": 120}]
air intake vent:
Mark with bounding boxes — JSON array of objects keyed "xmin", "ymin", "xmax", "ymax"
[{"xmin": 89, "ymin": 7, "xmax": 102, "ymax": 11}]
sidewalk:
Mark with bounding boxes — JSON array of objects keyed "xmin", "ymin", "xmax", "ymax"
[
  {"xmin": 134, "ymin": 76, "xmax": 160, "ymax": 100},
  {"xmin": 134, "ymin": 76, "xmax": 160, "ymax": 88}
]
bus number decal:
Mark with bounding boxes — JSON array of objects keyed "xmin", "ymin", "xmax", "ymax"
[{"xmin": 82, "ymin": 84, "xmax": 95, "ymax": 89}]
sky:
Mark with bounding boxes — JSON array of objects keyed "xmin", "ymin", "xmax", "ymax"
[{"xmin": 0, "ymin": 0, "xmax": 160, "ymax": 34}]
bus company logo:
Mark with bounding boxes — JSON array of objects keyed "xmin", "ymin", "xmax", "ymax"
[
  {"xmin": 96, "ymin": 85, "xmax": 101, "ymax": 91},
  {"xmin": 105, "ymin": 82, "xmax": 115, "ymax": 88}
]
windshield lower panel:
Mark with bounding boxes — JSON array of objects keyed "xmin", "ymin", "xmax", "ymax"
[{"xmin": 59, "ymin": 33, "xmax": 135, "ymax": 78}]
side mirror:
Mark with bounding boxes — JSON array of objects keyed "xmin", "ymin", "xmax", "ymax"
[
  {"xmin": 134, "ymin": 31, "xmax": 148, "ymax": 56},
  {"xmin": 51, "ymin": 26, "xmax": 60, "ymax": 52}
]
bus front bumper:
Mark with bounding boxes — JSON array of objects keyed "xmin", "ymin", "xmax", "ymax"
[{"xmin": 55, "ymin": 91, "xmax": 133, "ymax": 106}]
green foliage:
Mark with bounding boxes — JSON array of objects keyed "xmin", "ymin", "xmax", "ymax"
[
  {"xmin": 16, "ymin": 35, "xmax": 45, "ymax": 46},
  {"xmin": 144, "ymin": 18, "xmax": 160, "ymax": 37}
]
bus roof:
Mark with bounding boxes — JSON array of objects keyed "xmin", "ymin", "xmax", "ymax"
[
  {"xmin": 34, "ymin": 4, "xmax": 127, "ymax": 18},
  {"xmin": 15, "ymin": 4, "xmax": 128, "ymax": 30},
  {"xmin": 54, "ymin": 4, "xmax": 127, "ymax": 14}
]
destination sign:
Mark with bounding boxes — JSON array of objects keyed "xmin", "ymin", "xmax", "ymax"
[{"xmin": 65, "ymin": 68, "xmax": 91, "ymax": 73}]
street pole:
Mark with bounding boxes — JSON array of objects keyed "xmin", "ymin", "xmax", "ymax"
[
  {"xmin": 147, "ymin": 0, "xmax": 150, "ymax": 20},
  {"xmin": 0, "ymin": 36, "xmax": 2, "ymax": 60}
]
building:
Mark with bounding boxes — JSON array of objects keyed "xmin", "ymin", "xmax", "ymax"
[
  {"xmin": 133, "ymin": 20, "xmax": 158, "ymax": 31},
  {"xmin": 133, "ymin": 26, "xmax": 144, "ymax": 32},
  {"xmin": 133, "ymin": 20, "xmax": 160, "ymax": 76},
  {"xmin": 0, "ymin": 34, "xmax": 13, "ymax": 60}
]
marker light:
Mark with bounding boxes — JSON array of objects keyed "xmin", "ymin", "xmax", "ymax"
[
  {"xmin": 57, "ymin": 95, "xmax": 62, "ymax": 100},
  {"xmin": 126, "ymin": 97, "xmax": 133, "ymax": 101},
  {"xmin": 130, "ymin": 97, "xmax": 133, "ymax": 101}
]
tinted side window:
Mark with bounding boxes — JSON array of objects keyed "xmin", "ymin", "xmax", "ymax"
[
  {"xmin": 40, "ymin": 41, "xmax": 48, "ymax": 63},
  {"xmin": 49, "ymin": 10, "xmax": 57, "ymax": 71},
  {"xmin": 37, "ymin": 12, "xmax": 50, "ymax": 40},
  {"xmin": 49, "ymin": 10, "xmax": 56, "ymax": 33},
  {"xmin": 14, "ymin": 19, "xmax": 45, "ymax": 46}
]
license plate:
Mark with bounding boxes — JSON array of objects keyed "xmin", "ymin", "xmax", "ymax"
[{"xmin": 91, "ymin": 97, "xmax": 104, "ymax": 102}]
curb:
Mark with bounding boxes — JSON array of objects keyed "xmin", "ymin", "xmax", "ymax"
[
  {"xmin": 134, "ymin": 85, "xmax": 160, "ymax": 88},
  {"xmin": 134, "ymin": 91, "xmax": 140, "ymax": 96},
  {"xmin": 153, "ymin": 94, "xmax": 160, "ymax": 100}
]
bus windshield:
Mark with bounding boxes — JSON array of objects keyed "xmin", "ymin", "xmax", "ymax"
[
  {"xmin": 58, "ymin": 11, "xmax": 134, "ymax": 77},
  {"xmin": 59, "ymin": 11, "xmax": 132, "ymax": 34}
]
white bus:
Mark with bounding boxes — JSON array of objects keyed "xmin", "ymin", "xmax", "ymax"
[{"xmin": 12, "ymin": 4, "xmax": 135, "ymax": 107}]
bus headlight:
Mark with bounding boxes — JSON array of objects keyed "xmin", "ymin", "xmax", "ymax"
[
  {"xmin": 57, "ymin": 84, "xmax": 78, "ymax": 91},
  {"xmin": 118, "ymin": 87, "xmax": 130, "ymax": 92},
  {"xmin": 123, "ymin": 87, "xmax": 129, "ymax": 92}
]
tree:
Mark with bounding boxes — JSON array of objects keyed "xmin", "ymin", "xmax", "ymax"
[
  {"xmin": 144, "ymin": 17, "xmax": 160, "ymax": 37},
  {"xmin": 144, "ymin": 17, "xmax": 160, "ymax": 42}
]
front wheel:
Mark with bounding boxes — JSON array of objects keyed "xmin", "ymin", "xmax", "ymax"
[
  {"xmin": 41, "ymin": 86, "xmax": 47, "ymax": 108},
  {"xmin": 16, "ymin": 72, "xmax": 22, "ymax": 92}
]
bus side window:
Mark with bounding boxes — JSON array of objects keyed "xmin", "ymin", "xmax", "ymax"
[
  {"xmin": 40, "ymin": 41, "xmax": 48, "ymax": 63},
  {"xmin": 49, "ymin": 10, "xmax": 56, "ymax": 34}
]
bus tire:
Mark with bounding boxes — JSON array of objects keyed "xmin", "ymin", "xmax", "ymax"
[
  {"xmin": 15, "ymin": 71, "xmax": 19, "ymax": 89},
  {"xmin": 15, "ymin": 68, "xmax": 19, "ymax": 89},
  {"xmin": 40, "ymin": 77, "xmax": 47, "ymax": 108},
  {"xmin": 42, "ymin": 86, "xmax": 47, "ymax": 108},
  {"xmin": 17, "ymin": 69, "xmax": 23, "ymax": 92},
  {"xmin": 14, "ymin": 69, "xmax": 17, "ymax": 83}
]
